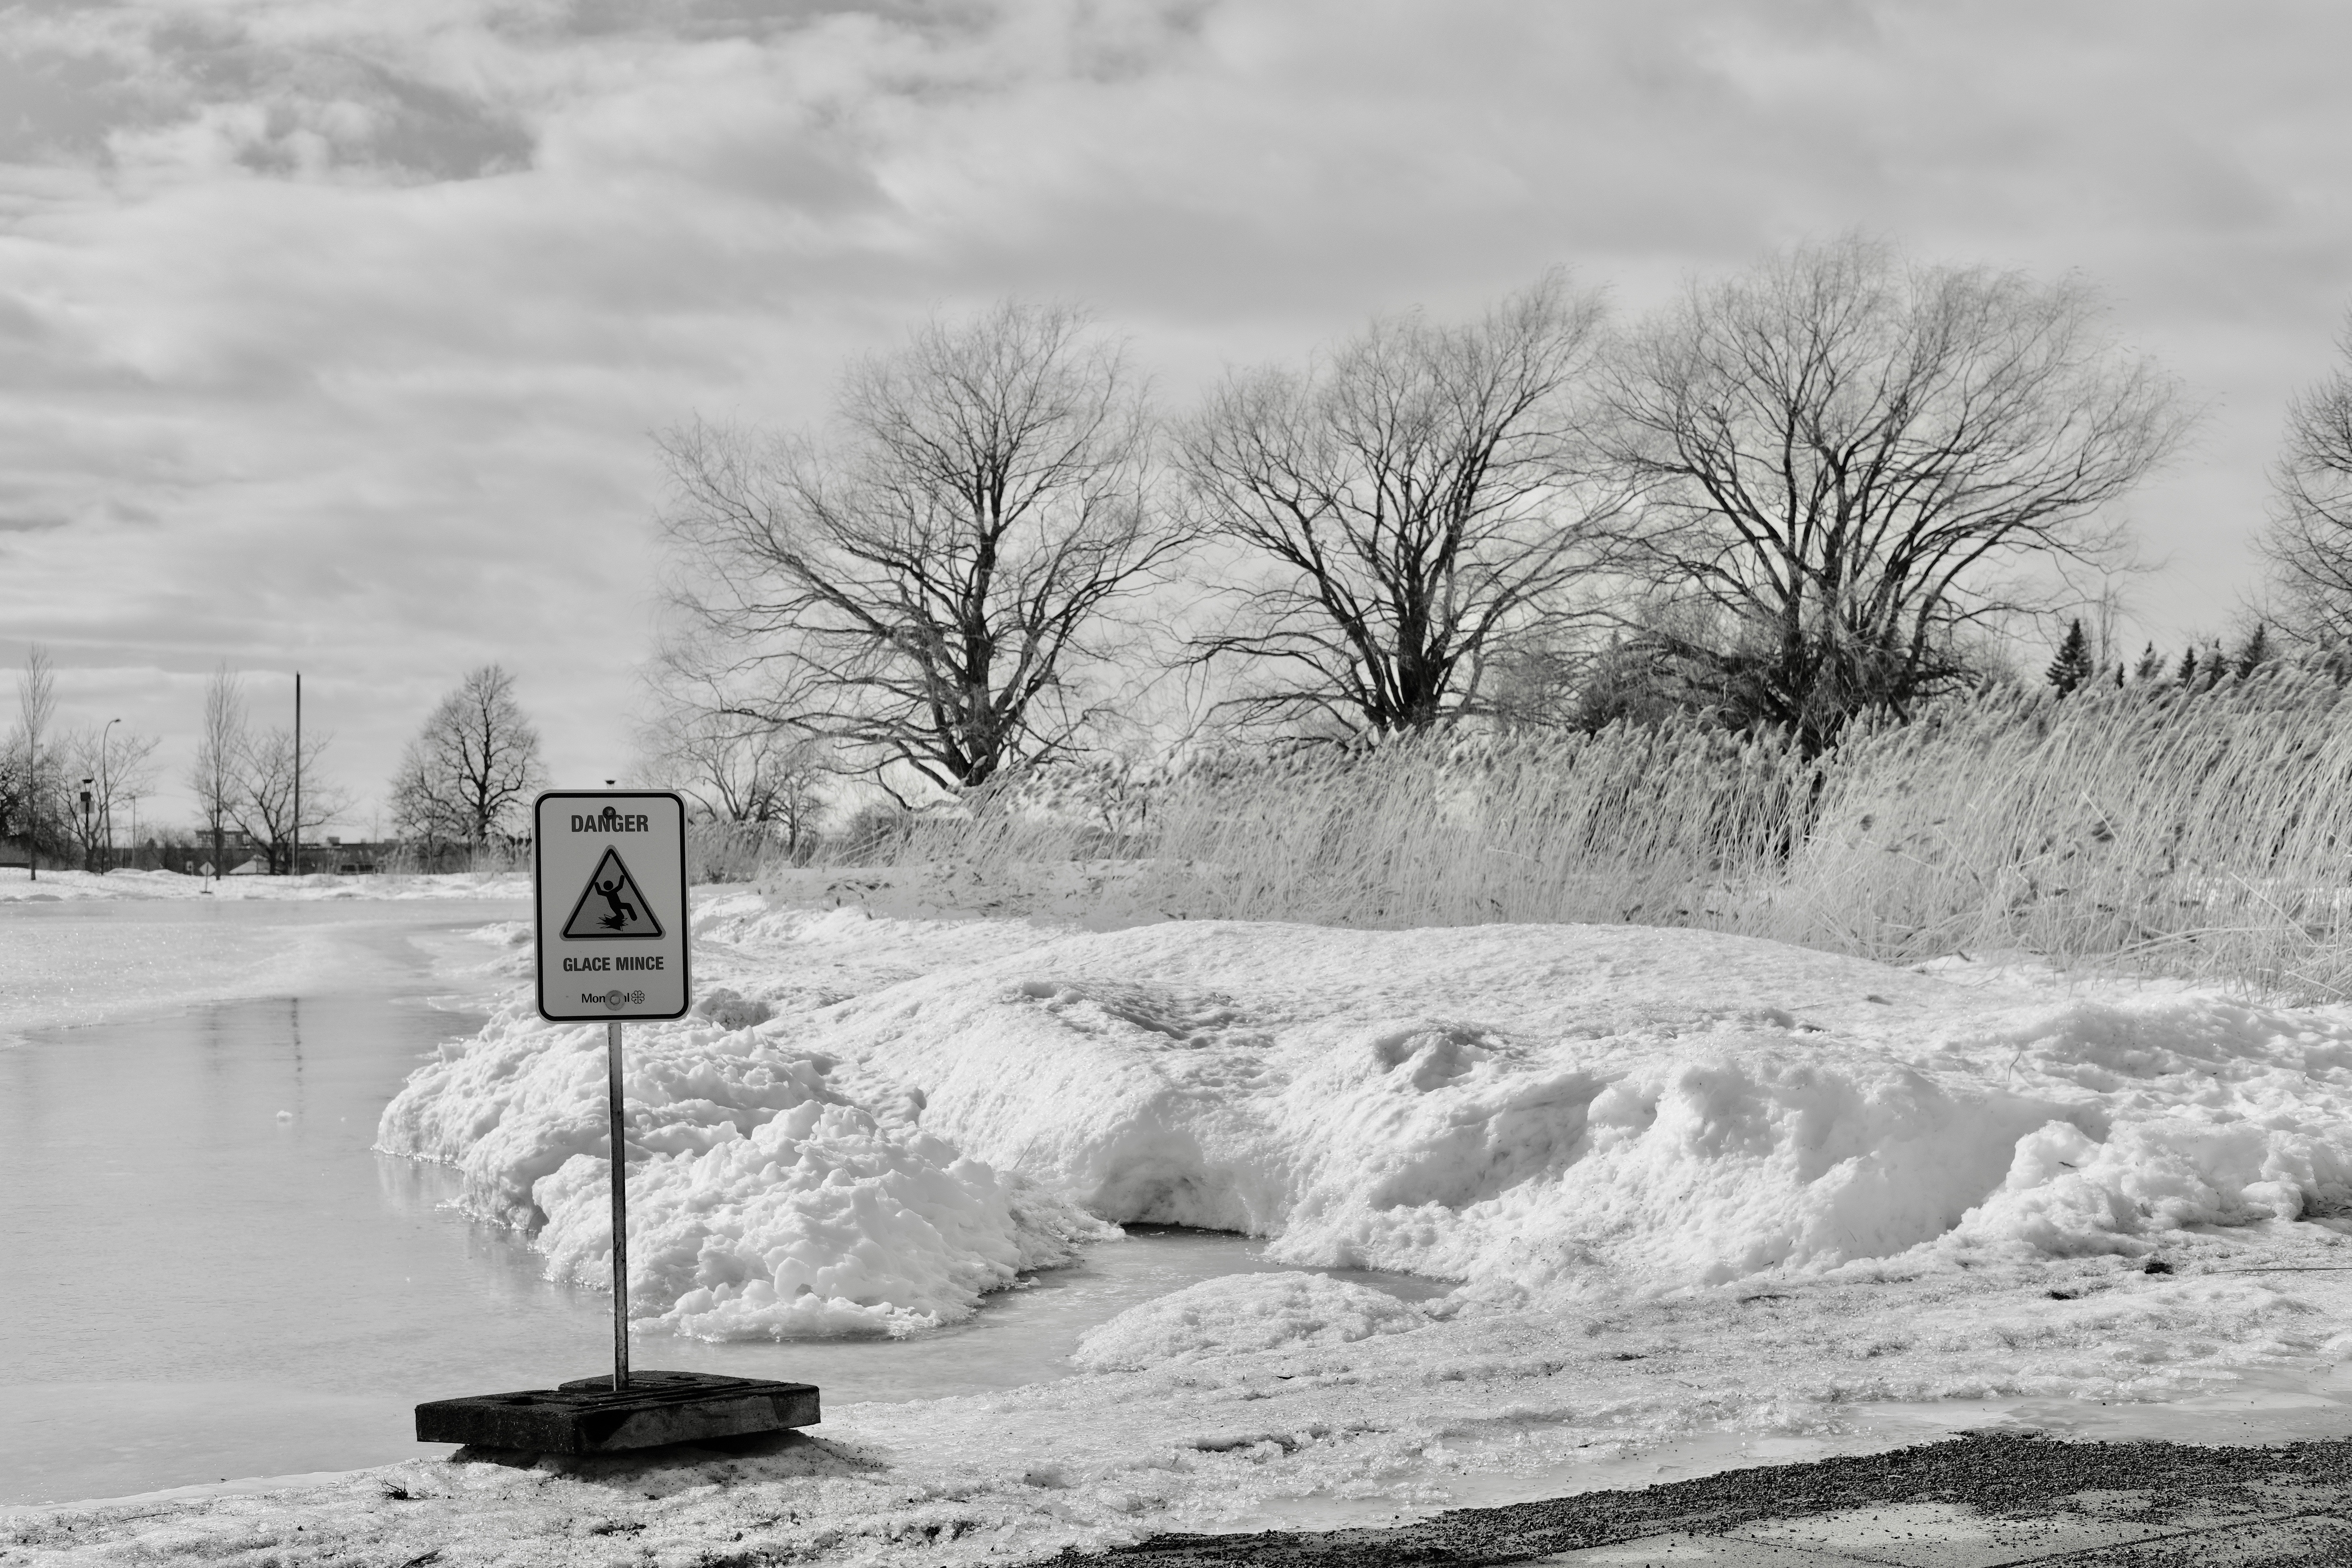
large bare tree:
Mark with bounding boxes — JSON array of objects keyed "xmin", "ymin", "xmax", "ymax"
[
  {"xmin": 2257, "ymin": 317, "xmax": 2352, "ymax": 644},
  {"xmin": 10, "ymin": 645, "xmax": 57, "ymax": 877},
  {"xmin": 389, "ymin": 664, "xmax": 546, "ymax": 850},
  {"xmin": 238, "ymin": 726, "xmax": 350, "ymax": 874},
  {"xmin": 1603, "ymin": 237, "xmax": 2188, "ymax": 750},
  {"xmin": 187, "ymin": 664, "xmax": 248, "ymax": 876},
  {"xmin": 1178, "ymin": 272, "xmax": 1627, "ymax": 734},
  {"xmin": 658, "ymin": 301, "xmax": 1179, "ymax": 797}
]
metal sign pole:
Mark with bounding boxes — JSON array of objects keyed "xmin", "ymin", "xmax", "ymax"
[
  {"xmin": 417, "ymin": 789, "xmax": 819, "ymax": 1457},
  {"xmin": 607, "ymin": 1019, "xmax": 630, "ymax": 1392}
]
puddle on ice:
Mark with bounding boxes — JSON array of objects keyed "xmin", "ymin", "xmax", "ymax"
[{"xmin": 0, "ymin": 900, "xmax": 1431, "ymax": 1506}]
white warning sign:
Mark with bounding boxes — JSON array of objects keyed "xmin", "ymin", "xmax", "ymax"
[{"xmin": 534, "ymin": 791, "xmax": 690, "ymax": 1021}]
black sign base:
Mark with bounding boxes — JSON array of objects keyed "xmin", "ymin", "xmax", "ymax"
[{"xmin": 416, "ymin": 1370, "xmax": 820, "ymax": 1455}]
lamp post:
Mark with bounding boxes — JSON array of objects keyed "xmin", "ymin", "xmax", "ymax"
[
  {"xmin": 98, "ymin": 717, "xmax": 119, "ymax": 873},
  {"xmin": 78, "ymin": 778, "xmax": 93, "ymax": 874},
  {"xmin": 290, "ymin": 671, "xmax": 301, "ymax": 877}
]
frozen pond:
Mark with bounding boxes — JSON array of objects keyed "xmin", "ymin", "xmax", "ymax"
[{"xmin": 0, "ymin": 898, "xmax": 1434, "ymax": 1506}]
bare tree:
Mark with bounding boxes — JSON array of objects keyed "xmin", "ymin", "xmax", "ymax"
[
  {"xmin": 637, "ymin": 639, "xmax": 831, "ymax": 853},
  {"xmin": 59, "ymin": 724, "xmax": 159, "ymax": 871},
  {"xmin": 0, "ymin": 728, "xmax": 44, "ymax": 873},
  {"xmin": 1602, "ymin": 236, "xmax": 2189, "ymax": 750},
  {"xmin": 1178, "ymin": 273, "xmax": 1627, "ymax": 735},
  {"xmin": 659, "ymin": 300, "xmax": 1181, "ymax": 797},
  {"xmin": 388, "ymin": 665, "xmax": 546, "ymax": 852},
  {"xmin": 188, "ymin": 664, "xmax": 249, "ymax": 876},
  {"xmin": 236, "ymin": 728, "xmax": 350, "ymax": 874},
  {"xmin": 12, "ymin": 645, "xmax": 57, "ymax": 878},
  {"xmin": 2257, "ymin": 317, "xmax": 2352, "ymax": 644}
]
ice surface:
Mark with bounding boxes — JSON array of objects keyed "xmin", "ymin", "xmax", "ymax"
[
  {"xmin": 0, "ymin": 868, "xmax": 530, "ymax": 903},
  {"xmin": 0, "ymin": 890, "xmax": 532, "ymax": 1040},
  {"xmin": 1072, "ymin": 1270, "xmax": 1426, "ymax": 1370}
]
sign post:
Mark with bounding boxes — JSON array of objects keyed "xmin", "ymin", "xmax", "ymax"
[
  {"xmin": 606, "ymin": 1017, "xmax": 630, "ymax": 1389},
  {"xmin": 414, "ymin": 789, "xmax": 818, "ymax": 1455},
  {"xmin": 532, "ymin": 791, "xmax": 690, "ymax": 1392}
]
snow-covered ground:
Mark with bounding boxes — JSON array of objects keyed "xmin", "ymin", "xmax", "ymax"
[
  {"xmin": 13, "ymin": 878, "xmax": 2352, "ymax": 1565},
  {"xmin": 0, "ymin": 871, "xmax": 531, "ymax": 1040},
  {"xmin": 0, "ymin": 868, "xmax": 529, "ymax": 903}
]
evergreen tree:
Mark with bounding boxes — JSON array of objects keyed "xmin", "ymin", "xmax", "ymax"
[
  {"xmin": 2132, "ymin": 642, "xmax": 2165, "ymax": 681},
  {"xmin": 2235, "ymin": 623, "xmax": 2272, "ymax": 678},
  {"xmin": 2176, "ymin": 646, "xmax": 2198, "ymax": 686},
  {"xmin": 2045, "ymin": 619, "xmax": 2094, "ymax": 696}
]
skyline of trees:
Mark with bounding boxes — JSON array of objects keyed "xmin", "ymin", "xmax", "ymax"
[{"xmin": 6, "ymin": 238, "xmax": 2350, "ymax": 851}]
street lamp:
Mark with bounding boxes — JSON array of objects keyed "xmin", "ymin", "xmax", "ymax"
[
  {"xmin": 78, "ymin": 777, "xmax": 93, "ymax": 874},
  {"xmin": 99, "ymin": 717, "xmax": 120, "ymax": 873}
]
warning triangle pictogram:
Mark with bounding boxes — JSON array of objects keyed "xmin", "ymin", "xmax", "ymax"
[{"xmin": 562, "ymin": 847, "xmax": 665, "ymax": 940}]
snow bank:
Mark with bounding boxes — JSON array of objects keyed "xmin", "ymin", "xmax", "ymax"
[
  {"xmin": 757, "ymin": 922, "xmax": 2089, "ymax": 1294},
  {"xmin": 541, "ymin": 1101, "xmax": 1113, "ymax": 1338},
  {"xmin": 385, "ymin": 907, "xmax": 2352, "ymax": 1334},
  {"xmin": 1072, "ymin": 1271, "xmax": 1425, "ymax": 1370},
  {"xmin": 1934, "ymin": 989, "xmax": 2352, "ymax": 1259},
  {"xmin": 803, "ymin": 922, "xmax": 2352, "ymax": 1291},
  {"xmin": 377, "ymin": 992, "xmax": 1111, "ymax": 1336}
]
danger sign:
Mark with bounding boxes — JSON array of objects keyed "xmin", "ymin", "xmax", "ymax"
[
  {"xmin": 534, "ymin": 791, "xmax": 690, "ymax": 1021},
  {"xmin": 562, "ymin": 848, "xmax": 664, "ymax": 940}
]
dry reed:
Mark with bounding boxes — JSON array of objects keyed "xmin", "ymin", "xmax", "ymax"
[{"xmin": 765, "ymin": 663, "xmax": 2352, "ymax": 1001}]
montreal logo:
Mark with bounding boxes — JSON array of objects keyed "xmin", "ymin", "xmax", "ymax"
[{"xmin": 586, "ymin": 989, "xmax": 646, "ymax": 1010}]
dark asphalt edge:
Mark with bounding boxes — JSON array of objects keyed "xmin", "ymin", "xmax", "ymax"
[{"xmin": 1042, "ymin": 1430, "xmax": 2352, "ymax": 1566}]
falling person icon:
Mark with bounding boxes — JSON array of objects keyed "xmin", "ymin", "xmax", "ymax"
[{"xmin": 561, "ymin": 848, "xmax": 665, "ymax": 941}]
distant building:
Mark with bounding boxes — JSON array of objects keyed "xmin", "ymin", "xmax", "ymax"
[{"xmin": 168, "ymin": 833, "xmax": 391, "ymax": 877}]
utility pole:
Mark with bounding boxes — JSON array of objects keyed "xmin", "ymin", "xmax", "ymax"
[{"xmin": 291, "ymin": 671, "xmax": 301, "ymax": 878}]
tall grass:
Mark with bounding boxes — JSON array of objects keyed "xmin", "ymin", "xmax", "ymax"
[
  {"xmin": 826, "ymin": 724, "xmax": 1808, "ymax": 927},
  {"xmin": 1780, "ymin": 669, "xmax": 2352, "ymax": 996},
  {"xmin": 376, "ymin": 840, "xmax": 532, "ymax": 876},
  {"xmin": 685, "ymin": 820, "xmax": 818, "ymax": 884},
  {"xmin": 776, "ymin": 664, "xmax": 2352, "ymax": 1000}
]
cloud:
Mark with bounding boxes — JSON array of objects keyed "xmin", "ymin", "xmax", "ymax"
[{"xmin": 0, "ymin": 0, "xmax": 2347, "ymax": 827}]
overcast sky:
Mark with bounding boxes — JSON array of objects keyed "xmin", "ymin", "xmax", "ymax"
[{"xmin": 2, "ymin": 0, "xmax": 2348, "ymax": 833}]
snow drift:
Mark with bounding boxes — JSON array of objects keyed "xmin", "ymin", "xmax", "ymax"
[
  {"xmin": 377, "ymin": 998, "xmax": 1110, "ymax": 1336},
  {"xmin": 382, "ymin": 907, "xmax": 2352, "ymax": 1335}
]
